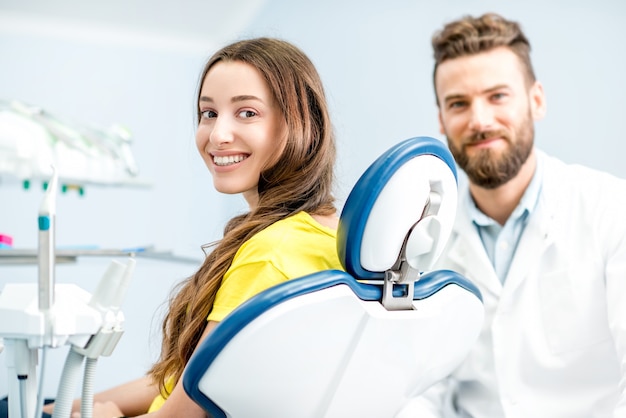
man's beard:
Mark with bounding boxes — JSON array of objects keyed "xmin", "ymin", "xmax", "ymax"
[{"xmin": 447, "ymin": 114, "xmax": 534, "ymax": 189}]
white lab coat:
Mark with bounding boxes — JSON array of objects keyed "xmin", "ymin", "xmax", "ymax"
[{"xmin": 399, "ymin": 150, "xmax": 626, "ymax": 418}]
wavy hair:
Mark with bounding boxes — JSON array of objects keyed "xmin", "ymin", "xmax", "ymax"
[
  {"xmin": 431, "ymin": 12, "xmax": 536, "ymax": 101},
  {"xmin": 147, "ymin": 37, "xmax": 336, "ymax": 395}
]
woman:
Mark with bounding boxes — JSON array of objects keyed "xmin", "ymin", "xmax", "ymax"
[{"xmin": 45, "ymin": 37, "xmax": 343, "ymax": 417}]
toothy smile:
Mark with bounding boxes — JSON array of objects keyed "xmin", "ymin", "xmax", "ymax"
[{"xmin": 213, "ymin": 154, "xmax": 248, "ymax": 166}]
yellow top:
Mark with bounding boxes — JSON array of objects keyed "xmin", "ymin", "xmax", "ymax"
[{"xmin": 148, "ymin": 211, "xmax": 342, "ymax": 412}]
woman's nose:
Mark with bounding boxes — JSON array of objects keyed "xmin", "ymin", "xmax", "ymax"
[{"xmin": 210, "ymin": 116, "xmax": 234, "ymax": 146}]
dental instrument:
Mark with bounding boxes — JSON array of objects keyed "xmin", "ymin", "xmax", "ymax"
[{"xmin": 0, "ymin": 169, "xmax": 135, "ymax": 418}]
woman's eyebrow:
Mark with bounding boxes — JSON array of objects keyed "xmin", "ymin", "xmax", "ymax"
[
  {"xmin": 198, "ymin": 95, "xmax": 264, "ymax": 104},
  {"xmin": 231, "ymin": 95, "xmax": 263, "ymax": 103}
]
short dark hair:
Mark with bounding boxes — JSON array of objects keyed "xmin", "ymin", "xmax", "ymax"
[{"xmin": 432, "ymin": 13, "xmax": 536, "ymax": 97}]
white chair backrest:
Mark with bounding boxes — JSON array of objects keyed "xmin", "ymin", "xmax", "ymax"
[{"xmin": 183, "ymin": 137, "xmax": 484, "ymax": 418}]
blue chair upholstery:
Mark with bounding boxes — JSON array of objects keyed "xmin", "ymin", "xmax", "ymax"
[{"xmin": 183, "ymin": 137, "xmax": 484, "ymax": 418}]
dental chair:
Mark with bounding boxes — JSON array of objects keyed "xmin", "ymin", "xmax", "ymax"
[{"xmin": 182, "ymin": 136, "xmax": 484, "ymax": 418}]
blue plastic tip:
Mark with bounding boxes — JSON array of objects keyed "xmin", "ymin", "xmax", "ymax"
[{"xmin": 38, "ymin": 215, "xmax": 51, "ymax": 231}]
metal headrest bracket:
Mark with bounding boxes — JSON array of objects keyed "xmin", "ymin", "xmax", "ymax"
[{"xmin": 382, "ymin": 187, "xmax": 443, "ymax": 311}]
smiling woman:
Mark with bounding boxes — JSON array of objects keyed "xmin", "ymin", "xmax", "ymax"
[
  {"xmin": 196, "ymin": 60, "xmax": 288, "ymax": 204},
  {"xmin": 38, "ymin": 37, "xmax": 343, "ymax": 418}
]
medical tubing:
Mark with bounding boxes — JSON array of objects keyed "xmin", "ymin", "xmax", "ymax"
[
  {"xmin": 52, "ymin": 349, "xmax": 85, "ymax": 418},
  {"xmin": 33, "ymin": 346, "xmax": 48, "ymax": 418},
  {"xmin": 80, "ymin": 357, "xmax": 98, "ymax": 418},
  {"xmin": 19, "ymin": 377, "xmax": 28, "ymax": 418}
]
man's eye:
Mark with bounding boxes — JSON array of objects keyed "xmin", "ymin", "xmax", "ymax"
[
  {"xmin": 449, "ymin": 101, "xmax": 466, "ymax": 109},
  {"xmin": 239, "ymin": 110, "xmax": 257, "ymax": 118},
  {"xmin": 201, "ymin": 110, "xmax": 217, "ymax": 118}
]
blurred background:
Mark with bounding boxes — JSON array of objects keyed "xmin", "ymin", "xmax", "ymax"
[{"xmin": 1, "ymin": 0, "xmax": 624, "ymax": 398}]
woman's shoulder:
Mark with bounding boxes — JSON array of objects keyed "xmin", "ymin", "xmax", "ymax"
[
  {"xmin": 259, "ymin": 211, "xmax": 337, "ymax": 241},
  {"xmin": 236, "ymin": 211, "xmax": 338, "ymax": 261}
]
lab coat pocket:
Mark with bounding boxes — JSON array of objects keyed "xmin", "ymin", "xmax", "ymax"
[{"xmin": 539, "ymin": 267, "xmax": 610, "ymax": 355}]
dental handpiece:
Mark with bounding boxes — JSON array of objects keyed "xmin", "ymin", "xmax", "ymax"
[{"xmin": 38, "ymin": 167, "xmax": 58, "ymax": 311}]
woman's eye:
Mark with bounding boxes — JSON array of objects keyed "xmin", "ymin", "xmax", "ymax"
[
  {"xmin": 201, "ymin": 110, "xmax": 217, "ymax": 119},
  {"xmin": 238, "ymin": 110, "xmax": 257, "ymax": 118}
]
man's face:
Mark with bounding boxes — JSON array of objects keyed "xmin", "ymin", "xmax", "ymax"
[{"xmin": 435, "ymin": 47, "xmax": 545, "ymax": 189}]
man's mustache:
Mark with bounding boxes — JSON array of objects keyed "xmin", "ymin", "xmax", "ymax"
[{"xmin": 464, "ymin": 130, "xmax": 509, "ymax": 144}]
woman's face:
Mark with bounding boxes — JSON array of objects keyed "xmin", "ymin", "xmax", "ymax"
[{"xmin": 196, "ymin": 60, "xmax": 287, "ymax": 209}]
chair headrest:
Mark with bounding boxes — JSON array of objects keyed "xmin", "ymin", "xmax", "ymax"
[{"xmin": 337, "ymin": 136, "xmax": 458, "ymax": 280}]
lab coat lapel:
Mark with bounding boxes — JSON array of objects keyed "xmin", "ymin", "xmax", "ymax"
[
  {"xmin": 503, "ymin": 204, "xmax": 555, "ymax": 293},
  {"xmin": 445, "ymin": 204, "xmax": 502, "ymax": 299},
  {"xmin": 503, "ymin": 156, "xmax": 560, "ymax": 293}
]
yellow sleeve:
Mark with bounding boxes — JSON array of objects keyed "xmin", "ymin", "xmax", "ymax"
[
  {"xmin": 147, "ymin": 376, "xmax": 175, "ymax": 412},
  {"xmin": 207, "ymin": 260, "xmax": 288, "ymax": 322}
]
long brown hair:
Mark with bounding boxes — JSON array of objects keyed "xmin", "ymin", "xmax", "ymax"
[
  {"xmin": 147, "ymin": 37, "xmax": 336, "ymax": 394},
  {"xmin": 431, "ymin": 12, "xmax": 536, "ymax": 102}
]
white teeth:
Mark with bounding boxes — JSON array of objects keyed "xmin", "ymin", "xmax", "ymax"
[{"xmin": 213, "ymin": 154, "xmax": 247, "ymax": 166}]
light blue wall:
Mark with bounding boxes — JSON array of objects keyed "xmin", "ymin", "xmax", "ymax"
[
  {"xmin": 1, "ymin": 0, "xmax": 624, "ymax": 399},
  {"xmin": 241, "ymin": 0, "xmax": 626, "ymax": 193}
]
